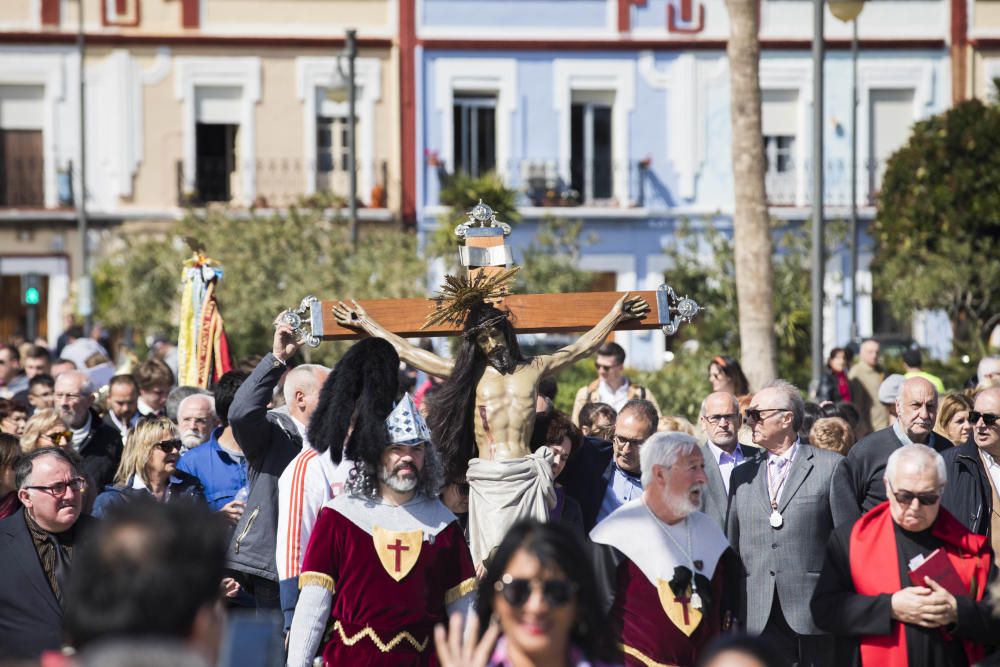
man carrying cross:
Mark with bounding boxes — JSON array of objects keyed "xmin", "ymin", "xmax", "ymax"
[
  {"xmin": 333, "ymin": 287, "xmax": 648, "ymax": 567},
  {"xmin": 286, "ymin": 392, "xmax": 475, "ymax": 666}
]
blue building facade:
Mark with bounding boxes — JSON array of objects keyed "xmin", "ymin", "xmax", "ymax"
[{"xmin": 413, "ymin": 0, "xmax": 954, "ymax": 368}]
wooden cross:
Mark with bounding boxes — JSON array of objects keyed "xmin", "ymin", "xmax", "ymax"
[
  {"xmin": 279, "ymin": 202, "xmax": 702, "ymax": 346},
  {"xmin": 387, "ymin": 538, "xmax": 410, "ymax": 572}
]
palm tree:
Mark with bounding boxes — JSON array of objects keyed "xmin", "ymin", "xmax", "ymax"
[{"xmin": 725, "ymin": 0, "xmax": 777, "ymax": 390}]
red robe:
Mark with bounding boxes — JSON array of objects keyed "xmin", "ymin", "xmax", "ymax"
[{"xmin": 300, "ymin": 505, "xmax": 475, "ymax": 666}]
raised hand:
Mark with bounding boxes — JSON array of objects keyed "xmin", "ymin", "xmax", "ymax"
[
  {"xmin": 272, "ymin": 317, "xmax": 303, "ymax": 362},
  {"xmin": 434, "ymin": 612, "xmax": 500, "ymax": 667}
]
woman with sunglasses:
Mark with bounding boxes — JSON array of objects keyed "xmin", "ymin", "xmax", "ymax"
[
  {"xmin": 19, "ymin": 408, "xmax": 73, "ymax": 451},
  {"xmin": 435, "ymin": 520, "xmax": 619, "ymax": 667},
  {"xmin": 92, "ymin": 416, "xmax": 204, "ymax": 518}
]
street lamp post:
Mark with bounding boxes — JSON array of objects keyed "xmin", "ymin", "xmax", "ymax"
[
  {"xmin": 336, "ymin": 30, "xmax": 359, "ymax": 247},
  {"xmin": 830, "ymin": 0, "xmax": 865, "ymax": 343},
  {"xmin": 76, "ymin": 0, "xmax": 92, "ymax": 334},
  {"xmin": 810, "ymin": 0, "xmax": 825, "ymax": 393}
]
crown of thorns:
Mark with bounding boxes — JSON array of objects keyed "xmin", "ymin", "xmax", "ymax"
[{"xmin": 422, "ymin": 267, "xmax": 519, "ymax": 331}]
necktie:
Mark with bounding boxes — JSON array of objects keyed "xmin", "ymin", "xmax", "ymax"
[
  {"xmin": 768, "ymin": 457, "xmax": 789, "ymax": 506},
  {"xmin": 45, "ymin": 532, "xmax": 70, "ymax": 602}
]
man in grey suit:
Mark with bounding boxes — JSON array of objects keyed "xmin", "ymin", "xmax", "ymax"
[
  {"xmin": 727, "ymin": 380, "xmax": 858, "ymax": 667},
  {"xmin": 698, "ymin": 391, "xmax": 757, "ymax": 531}
]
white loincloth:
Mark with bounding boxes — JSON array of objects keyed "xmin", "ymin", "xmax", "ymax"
[{"xmin": 466, "ymin": 447, "xmax": 556, "ymax": 566}]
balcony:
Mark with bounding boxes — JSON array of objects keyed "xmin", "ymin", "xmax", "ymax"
[
  {"xmin": 765, "ymin": 158, "xmax": 885, "ymax": 208},
  {"xmin": 175, "ymin": 157, "xmax": 389, "ymax": 210}
]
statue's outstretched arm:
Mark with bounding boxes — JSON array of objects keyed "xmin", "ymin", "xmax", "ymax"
[
  {"xmin": 332, "ymin": 300, "xmax": 455, "ymax": 378},
  {"xmin": 539, "ymin": 293, "xmax": 649, "ymax": 375}
]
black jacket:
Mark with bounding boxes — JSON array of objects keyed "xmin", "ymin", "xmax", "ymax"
[
  {"xmin": 941, "ymin": 441, "xmax": 993, "ymax": 539},
  {"xmin": 90, "ymin": 470, "xmax": 206, "ymax": 518},
  {"xmin": 0, "ymin": 508, "xmax": 95, "ymax": 659},
  {"xmin": 77, "ymin": 409, "xmax": 124, "ymax": 489},
  {"xmin": 558, "ymin": 436, "xmax": 613, "ymax": 533},
  {"xmin": 847, "ymin": 426, "xmax": 953, "ymax": 513},
  {"xmin": 815, "ymin": 370, "xmax": 849, "ymax": 404}
]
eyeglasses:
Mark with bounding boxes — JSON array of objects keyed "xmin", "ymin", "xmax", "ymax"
[
  {"xmin": 887, "ymin": 480, "xmax": 940, "ymax": 507},
  {"xmin": 24, "ymin": 477, "xmax": 86, "ymax": 498},
  {"xmin": 154, "ymin": 439, "xmax": 182, "ymax": 453},
  {"xmin": 969, "ymin": 411, "xmax": 1000, "ymax": 428},
  {"xmin": 704, "ymin": 413, "xmax": 740, "ymax": 425},
  {"xmin": 595, "ymin": 362, "xmax": 621, "ymax": 372},
  {"xmin": 494, "ymin": 574, "xmax": 578, "ymax": 608},
  {"xmin": 613, "ymin": 434, "xmax": 645, "ymax": 449},
  {"xmin": 744, "ymin": 408, "xmax": 789, "ymax": 423},
  {"xmin": 43, "ymin": 430, "xmax": 73, "ymax": 446}
]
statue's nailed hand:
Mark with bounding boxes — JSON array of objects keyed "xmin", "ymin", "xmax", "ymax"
[
  {"xmin": 333, "ymin": 299, "xmax": 369, "ymax": 329},
  {"xmin": 616, "ymin": 292, "xmax": 650, "ymax": 321}
]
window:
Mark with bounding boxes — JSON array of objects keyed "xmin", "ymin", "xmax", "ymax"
[
  {"xmin": 761, "ymin": 90, "xmax": 798, "ymax": 205},
  {"xmin": 570, "ymin": 91, "xmax": 614, "ymax": 203},
  {"xmin": 452, "ymin": 94, "xmax": 496, "ymax": 177},
  {"xmin": 0, "ymin": 85, "xmax": 45, "ymax": 207},
  {"xmin": 868, "ymin": 88, "xmax": 914, "ymax": 199},
  {"xmin": 193, "ymin": 86, "xmax": 243, "ymax": 203}
]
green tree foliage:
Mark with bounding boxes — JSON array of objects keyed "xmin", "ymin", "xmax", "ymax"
[
  {"xmin": 94, "ymin": 206, "xmax": 425, "ymax": 365},
  {"xmin": 874, "ymin": 96, "xmax": 1000, "ymax": 355},
  {"xmin": 660, "ymin": 221, "xmax": 814, "ymax": 390}
]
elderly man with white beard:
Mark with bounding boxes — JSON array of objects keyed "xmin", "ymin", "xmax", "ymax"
[
  {"xmin": 175, "ymin": 393, "xmax": 219, "ymax": 452},
  {"xmin": 591, "ymin": 432, "xmax": 740, "ymax": 667}
]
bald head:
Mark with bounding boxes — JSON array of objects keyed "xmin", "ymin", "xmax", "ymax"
[
  {"xmin": 283, "ymin": 364, "xmax": 330, "ymax": 426},
  {"xmin": 896, "ymin": 377, "xmax": 938, "ymax": 443},
  {"xmin": 54, "ymin": 370, "xmax": 94, "ymax": 429}
]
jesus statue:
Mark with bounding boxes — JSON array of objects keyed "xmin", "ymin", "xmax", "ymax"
[{"xmin": 332, "ymin": 291, "xmax": 649, "ymax": 565}]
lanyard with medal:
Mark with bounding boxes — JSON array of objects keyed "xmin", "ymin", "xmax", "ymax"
[{"xmin": 767, "ymin": 457, "xmax": 793, "ymax": 529}]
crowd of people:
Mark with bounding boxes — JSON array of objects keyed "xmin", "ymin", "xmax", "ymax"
[{"xmin": 0, "ymin": 325, "xmax": 999, "ymax": 667}]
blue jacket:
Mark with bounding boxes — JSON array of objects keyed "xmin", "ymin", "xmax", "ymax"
[
  {"xmin": 91, "ymin": 470, "xmax": 205, "ymax": 518},
  {"xmin": 177, "ymin": 427, "xmax": 248, "ymax": 511}
]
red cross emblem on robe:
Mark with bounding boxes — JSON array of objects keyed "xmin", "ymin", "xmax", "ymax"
[
  {"xmin": 372, "ymin": 526, "xmax": 423, "ymax": 582},
  {"xmin": 656, "ymin": 578, "xmax": 703, "ymax": 636}
]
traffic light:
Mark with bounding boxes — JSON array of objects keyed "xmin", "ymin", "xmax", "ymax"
[{"xmin": 21, "ymin": 273, "xmax": 41, "ymax": 306}]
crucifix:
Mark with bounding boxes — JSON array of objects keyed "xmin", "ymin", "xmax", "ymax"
[{"xmin": 279, "ymin": 201, "xmax": 702, "ymax": 565}]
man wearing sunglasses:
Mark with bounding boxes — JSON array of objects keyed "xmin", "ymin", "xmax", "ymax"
[
  {"xmin": 812, "ymin": 443, "xmax": 1000, "ymax": 666},
  {"xmin": 727, "ymin": 380, "xmax": 858, "ymax": 667},
  {"xmin": 0, "ymin": 448, "xmax": 94, "ymax": 659},
  {"xmin": 571, "ymin": 342, "xmax": 662, "ymax": 425},
  {"xmin": 848, "ymin": 377, "xmax": 953, "ymax": 514},
  {"xmin": 941, "ymin": 386, "xmax": 1000, "ymax": 558},
  {"xmin": 287, "ymin": 394, "xmax": 475, "ymax": 667}
]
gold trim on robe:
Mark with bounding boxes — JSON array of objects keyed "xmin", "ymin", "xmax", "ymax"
[
  {"xmin": 619, "ymin": 643, "xmax": 680, "ymax": 667},
  {"xmin": 299, "ymin": 571, "xmax": 335, "ymax": 593},
  {"xmin": 331, "ymin": 620, "xmax": 429, "ymax": 653},
  {"xmin": 444, "ymin": 577, "xmax": 476, "ymax": 605}
]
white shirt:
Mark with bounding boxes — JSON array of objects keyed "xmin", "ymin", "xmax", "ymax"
[
  {"xmin": 707, "ymin": 441, "xmax": 746, "ymax": 494},
  {"xmin": 597, "ymin": 378, "xmax": 631, "ymax": 412},
  {"xmin": 70, "ymin": 413, "xmax": 92, "ymax": 452},
  {"xmin": 980, "ymin": 450, "xmax": 1000, "ymax": 496}
]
